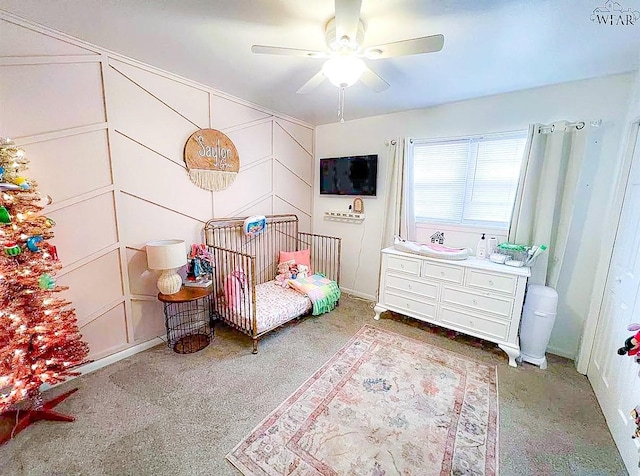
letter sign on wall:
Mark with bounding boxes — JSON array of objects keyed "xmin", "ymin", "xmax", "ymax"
[{"xmin": 184, "ymin": 129, "xmax": 240, "ymax": 191}]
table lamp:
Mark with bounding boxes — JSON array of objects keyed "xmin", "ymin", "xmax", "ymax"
[{"xmin": 145, "ymin": 239, "xmax": 187, "ymax": 295}]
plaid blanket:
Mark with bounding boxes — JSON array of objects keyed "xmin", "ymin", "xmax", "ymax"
[{"xmin": 288, "ymin": 274, "xmax": 341, "ymax": 316}]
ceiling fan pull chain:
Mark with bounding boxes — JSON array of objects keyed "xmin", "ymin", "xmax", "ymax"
[{"xmin": 338, "ymin": 86, "xmax": 345, "ymax": 123}]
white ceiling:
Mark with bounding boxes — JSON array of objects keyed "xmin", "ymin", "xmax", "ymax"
[{"xmin": 1, "ymin": 0, "xmax": 639, "ymax": 125}]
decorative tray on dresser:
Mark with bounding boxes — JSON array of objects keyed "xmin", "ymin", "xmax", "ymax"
[{"xmin": 374, "ymin": 247, "xmax": 531, "ymax": 367}]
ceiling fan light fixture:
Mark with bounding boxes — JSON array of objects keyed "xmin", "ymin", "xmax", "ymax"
[{"xmin": 322, "ymin": 56, "xmax": 365, "ymax": 88}]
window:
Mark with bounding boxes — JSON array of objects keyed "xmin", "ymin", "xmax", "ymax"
[{"xmin": 411, "ymin": 131, "xmax": 527, "ymax": 229}]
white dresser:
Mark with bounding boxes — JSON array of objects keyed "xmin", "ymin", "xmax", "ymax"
[{"xmin": 374, "ymin": 247, "xmax": 531, "ymax": 367}]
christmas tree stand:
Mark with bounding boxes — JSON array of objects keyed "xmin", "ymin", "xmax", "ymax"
[{"xmin": 0, "ymin": 388, "xmax": 78, "ymax": 445}]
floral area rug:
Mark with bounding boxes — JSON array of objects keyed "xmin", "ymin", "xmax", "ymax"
[{"xmin": 227, "ymin": 325, "xmax": 498, "ymax": 476}]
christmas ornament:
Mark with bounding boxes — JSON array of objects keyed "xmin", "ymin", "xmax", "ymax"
[
  {"xmin": 4, "ymin": 242, "xmax": 21, "ymax": 256},
  {"xmin": 14, "ymin": 177, "xmax": 29, "ymax": 190},
  {"xmin": 26, "ymin": 235, "xmax": 43, "ymax": 252},
  {"xmin": 44, "ymin": 243, "xmax": 59, "ymax": 260},
  {"xmin": 38, "ymin": 273, "xmax": 55, "ymax": 290},
  {"xmin": 0, "ymin": 206, "xmax": 10, "ymax": 224},
  {"xmin": 0, "ymin": 183, "xmax": 19, "ymax": 191},
  {"xmin": 44, "ymin": 217, "xmax": 56, "ymax": 227}
]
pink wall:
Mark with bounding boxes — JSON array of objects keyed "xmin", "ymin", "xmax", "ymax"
[{"xmin": 0, "ymin": 13, "xmax": 314, "ymax": 360}]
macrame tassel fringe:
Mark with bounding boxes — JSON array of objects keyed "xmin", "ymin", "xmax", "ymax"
[{"xmin": 188, "ymin": 169, "xmax": 237, "ymax": 191}]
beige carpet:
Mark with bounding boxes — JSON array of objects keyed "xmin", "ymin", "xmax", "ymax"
[
  {"xmin": 228, "ymin": 325, "xmax": 498, "ymax": 475},
  {"xmin": 0, "ymin": 296, "xmax": 628, "ymax": 475}
]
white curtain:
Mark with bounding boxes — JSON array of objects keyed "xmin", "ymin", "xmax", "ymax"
[
  {"xmin": 509, "ymin": 121, "xmax": 587, "ymax": 286},
  {"xmin": 381, "ymin": 137, "xmax": 415, "ymax": 248}
]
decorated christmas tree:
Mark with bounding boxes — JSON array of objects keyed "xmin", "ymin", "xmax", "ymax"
[{"xmin": 0, "ymin": 137, "xmax": 88, "ymax": 444}]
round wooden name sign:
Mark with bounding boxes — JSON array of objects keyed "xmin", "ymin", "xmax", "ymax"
[{"xmin": 184, "ymin": 129, "xmax": 240, "ymax": 191}]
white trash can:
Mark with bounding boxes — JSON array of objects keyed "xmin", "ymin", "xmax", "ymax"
[{"xmin": 519, "ymin": 284, "xmax": 558, "ymax": 369}]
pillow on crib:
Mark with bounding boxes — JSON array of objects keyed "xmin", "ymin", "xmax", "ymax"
[{"xmin": 279, "ymin": 249, "xmax": 312, "ymax": 274}]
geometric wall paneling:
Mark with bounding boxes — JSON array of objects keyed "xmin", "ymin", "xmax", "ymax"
[
  {"xmin": 212, "ymin": 159, "xmax": 273, "ymax": 217},
  {"xmin": 273, "ymin": 122, "xmax": 312, "ymax": 184},
  {"xmin": 274, "ymin": 118, "xmax": 313, "ymax": 155},
  {"xmin": 210, "ymin": 93, "xmax": 271, "ymax": 130},
  {"xmin": 107, "ymin": 66, "xmax": 199, "ymax": 165},
  {"xmin": 0, "ymin": 62, "xmax": 105, "ymax": 138},
  {"xmin": 117, "ymin": 193, "xmax": 204, "ymax": 249},
  {"xmin": 232, "ymin": 195, "xmax": 273, "ymax": 220},
  {"xmin": 109, "ymin": 59, "xmax": 209, "ymax": 129},
  {"xmin": 57, "ymin": 249, "xmax": 124, "ymax": 327},
  {"xmin": 2, "ymin": 12, "xmax": 315, "ymax": 363},
  {"xmin": 0, "ymin": 20, "xmax": 99, "ymax": 57},
  {"xmin": 47, "ymin": 192, "xmax": 119, "ymax": 266},
  {"xmin": 111, "ymin": 132, "xmax": 212, "ymax": 221},
  {"xmin": 274, "ymin": 161, "xmax": 312, "ymax": 216},
  {"xmin": 126, "ymin": 247, "xmax": 163, "ymax": 298},
  {"xmin": 273, "ymin": 196, "xmax": 311, "ymax": 232},
  {"xmin": 24, "ymin": 129, "xmax": 112, "ymax": 204},
  {"xmin": 79, "ymin": 303, "xmax": 129, "ymax": 360},
  {"xmin": 226, "ymin": 120, "xmax": 273, "ymax": 168},
  {"xmin": 130, "ymin": 299, "xmax": 165, "ymax": 343}
]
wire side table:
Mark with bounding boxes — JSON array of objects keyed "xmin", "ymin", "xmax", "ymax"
[{"xmin": 158, "ymin": 285, "xmax": 214, "ymax": 354}]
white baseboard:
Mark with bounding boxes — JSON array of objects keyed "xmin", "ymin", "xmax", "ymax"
[
  {"xmin": 41, "ymin": 337, "xmax": 164, "ymax": 392},
  {"xmin": 546, "ymin": 345, "xmax": 576, "ymax": 360},
  {"xmin": 340, "ymin": 286, "xmax": 376, "ymax": 302}
]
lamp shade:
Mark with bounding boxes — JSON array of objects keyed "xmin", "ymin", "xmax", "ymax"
[{"xmin": 145, "ymin": 240, "xmax": 187, "ymax": 270}]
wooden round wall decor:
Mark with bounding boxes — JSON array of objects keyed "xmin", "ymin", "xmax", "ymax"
[{"xmin": 184, "ymin": 129, "xmax": 240, "ymax": 191}]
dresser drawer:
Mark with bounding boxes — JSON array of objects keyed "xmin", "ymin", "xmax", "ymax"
[
  {"xmin": 440, "ymin": 305, "xmax": 509, "ymax": 341},
  {"xmin": 422, "ymin": 261, "xmax": 463, "ymax": 284},
  {"xmin": 387, "ymin": 255, "xmax": 421, "ymax": 276},
  {"xmin": 384, "ymin": 291, "xmax": 437, "ymax": 319},
  {"xmin": 466, "ymin": 269, "xmax": 517, "ymax": 295},
  {"xmin": 441, "ymin": 287, "xmax": 513, "ymax": 319},
  {"xmin": 385, "ymin": 274, "xmax": 438, "ymax": 301}
]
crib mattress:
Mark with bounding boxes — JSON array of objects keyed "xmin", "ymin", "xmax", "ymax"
[
  {"xmin": 255, "ymin": 282, "xmax": 312, "ymax": 333},
  {"xmin": 223, "ymin": 282, "xmax": 312, "ymax": 334}
]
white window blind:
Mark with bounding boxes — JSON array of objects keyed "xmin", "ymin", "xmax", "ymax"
[{"xmin": 412, "ymin": 131, "xmax": 527, "ymax": 229}]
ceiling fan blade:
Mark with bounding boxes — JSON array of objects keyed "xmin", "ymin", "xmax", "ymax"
[
  {"xmin": 365, "ymin": 34, "xmax": 444, "ymax": 59},
  {"xmin": 251, "ymin": 45, "xmax": 328, "ymax": 58},
  {"xmin": 297, "ymin": 71, "xmax": 327, "ymax": 94},
  {"xmin": 360, "ymin": 66, "xmax": 389, "ymax": 93},
  {"xmin": 335, "ymin": 0, "xmax": 362, "ymax": 46}
]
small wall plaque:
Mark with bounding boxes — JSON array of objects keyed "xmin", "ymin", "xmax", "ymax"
[{"xmin": 353, "ymin": 197, "xmax": 364, "ymax": 214}]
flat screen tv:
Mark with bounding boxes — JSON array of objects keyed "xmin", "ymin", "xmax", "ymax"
[{"xmin": 319, "ymin": 154, "xmax": 378, "ymax": 196}]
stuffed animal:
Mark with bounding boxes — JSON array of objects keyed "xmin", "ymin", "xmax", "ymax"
[
  {"xmin": 617, "ymin": 323, "xmax": 640, "ymax": 358},
  {"xmin": 275, "ymin": 260, "xmax": 295, "ymax": 287},
  {"xmin": 289, "ymin": 263, "xmax": 299, "ymax": 279},
  {"xmin": 296, "ymin": 264, "xmax": 309, "ymax": 279}
]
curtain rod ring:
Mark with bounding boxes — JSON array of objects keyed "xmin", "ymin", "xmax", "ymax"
[{"xmin": 575, "ymin": 121, "xmax": 585, "ymax": 130}]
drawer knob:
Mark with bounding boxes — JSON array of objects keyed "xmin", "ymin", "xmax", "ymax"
[
  {"xmin": 400, "ymin": 264, "xmax": 405, "ymax": 269},
  {"xmin": 488, "ymin": 280, "xmax": 494, "ymax": 286},
  {"xmin": 406, "ymin": 303, "xmax": 411, "ymax": 308},
  {"xmin": 408, "ymin": 284, "xmax": 412, "ymax": 290},
  {"xmin": 469, "ymin": 320, "xmax": 475, "ymax": 327},
  {"xmin": 440, "ymin": 271, "xmax": 445, "ymax": 276},
  {"xmin": 472, "ymin": 299, "xmax": 478, "ymax": 305}
]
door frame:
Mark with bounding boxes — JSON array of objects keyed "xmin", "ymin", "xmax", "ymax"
[{"xmin": 577, "ymin": 118, "xmax": 640, "ymax": 374}]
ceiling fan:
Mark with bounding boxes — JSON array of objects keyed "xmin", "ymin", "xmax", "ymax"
[{"xmin": 251, "ymin": 0, "xmax": 444, "ymax": 121}]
